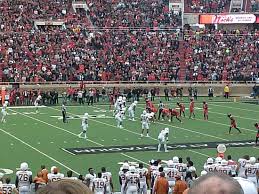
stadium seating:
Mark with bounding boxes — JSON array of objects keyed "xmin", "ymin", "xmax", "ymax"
[{"xmin": 184, "ymin": 0, "xmax": 231, "ymax": 13}]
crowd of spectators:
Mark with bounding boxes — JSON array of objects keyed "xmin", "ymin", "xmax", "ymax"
[
  {"xmin": 251, "ymin": 0, "xmax": 259, "ymax": 12},
  {"xmin": 183, "ymin": 29, "xmax": 259, "ymax": 81},
  {"xmin": 184, "ymin": 0, "xmax": 230, "ymax": 13}
]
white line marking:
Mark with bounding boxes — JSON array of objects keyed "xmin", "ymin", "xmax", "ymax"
[
  {"xmin": 61, "ymin": 148, "xmax": 76, "ymax": 156},
  {"xmin": 210, "ymin": 103, "xmax": 259, "ymax": 113},
  {"xmin": 8, "ymin": 106, "xmax": 46, "ymax": 109},
  {"xmin": 0, "ymin": 128, "xmax": 80, "ymax": 175}
]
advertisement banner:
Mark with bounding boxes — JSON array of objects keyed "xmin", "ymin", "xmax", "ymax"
[{"xmin": 199, "ymin": 14, "xmax": 257, "ymax": 24}]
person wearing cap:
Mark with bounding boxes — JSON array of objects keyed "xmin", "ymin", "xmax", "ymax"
[
  {"xmin": 153, "ymin": 172, "xmax": 168, "ymax": 194},
  {"xmin": 173, "ymin": 173, "xmax": 187, "ymax": 194}
]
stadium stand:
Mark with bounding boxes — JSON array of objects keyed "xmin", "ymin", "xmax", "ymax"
[{"xmin": 184, "ymin": 0, "xmax": 231, "ymax": 13}]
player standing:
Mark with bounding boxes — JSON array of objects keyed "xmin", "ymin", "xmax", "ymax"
[
  {"xmin": 119, "ymin": 163, "xmax": 129, "ymax": 194},
  {"xmin": 124, "ymin": 166, "xmax": 140, "ymax": 194},
  {"xmin": 128, "ymin": 101, "xmax": 137, "ymax": 121},
  {"xmin": 47, "ymin": 166, "xmax": 64, "ymax": 183},
  {"xmin": 85, "ymin": 168, "xmax": 97, "ymax": 190},
  {"xmin": 217, "ymin": 160, "xmax": 232, "ymax": 176},
  {"xmin": 254, "ymin": 123, "xmax": 259, "ymax": 146},
  {"xmin": 203, "ymin": 101, "xmax": 208, "ymax": 120},
  {"xmin": 228, "ymin": 114, "xmax": 241, "ymax": 134},
  {"xmin": 1, "ymin": 101, "xmax": 8, "ymax": 123},
  {"xmin": 177, "ymin": 102, "xmax": 185, "ymax": 117},
  {"xmin": 61, "ymin": 103, "xmax": 67, "ymax": 123},
  {"xmin": 189, "ymin": 98, "xmax": 195, "ymax": 119},
  {"xmin": 101, "ymin": 167, "xmax": 114, "ymax": 194},
  {"xmin": 141, "ymin": 110, "xmax": 150, "ymax": 137},
  {"xmin": 78, "ymin": 113, "xmax": 89, "ymax": 139},
  {"xmin": 15, "ymin": 162, "xmax": 33, "ymax": 194},
  {"xmin": 1, "ymin": 177, "xmax": 18, "ymax": 194},
  {"xmin": 92, "ymin": 172, "xmax": 107, "ymax": 194},
  {"xmin": 244, "ymin": 157, "xmax": 259, "ymax": 186},
  {"xmin": 34, "ymin": 95, "xmax": 42, "ymax": 113},
  {"xmin": 137, "ymin": 163, "xmax": 148, "ymax": 194},
  {"xmin": 115, "ymin": 110, "xmax": 124, "ymax": 129},
  {"xmin": 157, "ymin": 128, "xmax": 169, "ymax": 152},
  {"xmin": 164, "ymin": 160, "xmax": 178, "ymax": 190}
]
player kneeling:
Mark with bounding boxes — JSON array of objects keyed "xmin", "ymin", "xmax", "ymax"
[
  {"xmin": 124, "ymin": 166, "xmax": 140, "ymax": 194},
  {"xmin": 157, "ymin": 128, "xmax": 169, "ymax": 152},
  {"xmin": 169, "ymin": 109, "xmax": 182, "ymax": 123}
]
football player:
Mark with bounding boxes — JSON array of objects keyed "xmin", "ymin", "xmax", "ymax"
[
  {"xmin": 217, "ymin": 159, "xmax": 232, "ymax": 176},
  {"xmin": 119, "ymin": 163, "xmax": 129, "ymax": 194},
  {"xmin": 189, "ymin": 98, "xmax": 195, "ymax": 119},
  {"xmin": 115, "ymin": 110, "xmax": 124, "ymax": 129},
  {"xmin": 85, "ymin": 168, "xmax": 97, "ymax": 190},
  {"xmin": 141, "ymin": 110, "xmax": 150, "ymax": 137},
  {"xmin": 203, "ymin": 101, "xmax": 208, "ymax": 120},
  {"xmin": 128, "ymin": 101, "xmax": 138, "ymax": 121},
  {"xmin": 177, "ymin": 102, "xmax": 185, "ymax": 117},
  {"xmin": 169, "ymin": 108, "xmax": 182, "ymax": 123},
  {"xmin": 164, "ymin": 160, "xmax": 178, "ymax": 190},
  {"xmin": 176, "ymin": 157, "xmax": 188, "ymax": 179},
  {"xmin": 1, "ymin": 177, "xmax": 18, "ymax": 194},
  {"xmin": 101, "ymin": 167, "xmax": 114, "ymax": 194},
  {"xmin": 15, "ymin": 162, "xmax": 33, "ymax": 194},
  {"xmin": 245, "ymin": 157, "xmax": 259, "ymax": 186},
  {"xmin": 137, "ymin": 163, "xmax": 148, "ymax": 194},
  {"xmin": 1, "ymin": 101, "xmax": 8, "ymax": 123},
  {"xmin": 254, "ymin": 123, "xmax": 259, "ymax": 146},
  {"xmin": 236, "ymin": 155, "xmax": 250, "ymax": 178},
  {"xmin": 157, "ymin": 128, "xmax": 169, "ymax": 152},
  {"xmin": 228, "ymin": 114, "xmax": 241, "ymax": 134},
  {"xmin": 61, "ymin": 103, "xmax": 67, "ymax": 123},
  {"xmin": 92, "ymin": 172, "xmax": 107, "ymax": 194},
  {"xmin": 34, "ymin": 95, "xmax": 42, "ymax": 113},
  {"xmin": 204, "ymin": 158, "xmax": 217, "ymax": 173},
  {"xmin": 47, "ymin": 166, "xmax": 64, "ymax": 183},
  {"xmin": 78, "ymin": 113, "xmax": 89, "ymax": 139},
  {"xmin": 124, "ymin": 166, "xmax": 140, "ymax": 194}
]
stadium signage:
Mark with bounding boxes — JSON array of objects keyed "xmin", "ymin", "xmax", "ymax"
[
  {"xmin": 63, "ymin": 140, "xmax": 255, "ymax": 155},
  {"xmin": 199, "ymin": 14, "xmax": 256, "ymax": 24}
]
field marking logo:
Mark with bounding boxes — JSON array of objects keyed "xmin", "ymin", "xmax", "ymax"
[{"xmin": 0, "ymin": 168, "xmax": 13, "ymax": 176}]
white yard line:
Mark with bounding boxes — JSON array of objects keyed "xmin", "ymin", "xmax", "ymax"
[
  {"xmin": 0, "ymin": 128, "xmax": 80, "ymax": 175},
  {"xmin": 10, "ymin": 109, "xmax": 149, "ymax": 166}
]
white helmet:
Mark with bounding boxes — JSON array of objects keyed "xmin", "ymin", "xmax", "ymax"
[
  {"xmin": 84, "ymin": 113, "xmax": 89, "ymax": 117},
  {"xmin": 20, "ymin": 162, "xmax": 28, "ymax": 171},
  {"xmin": 215, "ymin": 157, "xmax": 222, "ymax": 164},
  {"xmin": 143, "ymin": 110, "xmax": 147, "ymax": 115},
  {"xmin": 221, "ymin": 159, "xmax": 228, "ymax": 166},
  {"xmin": 167, "ymin": 160, "xmax": 174, "ymax": 167},
  {"xmin": 4, "ymin": 101, "xmax": 8, "ymax": 106},
  {"xmin": 173, "ymin": 156, "xmax": 179, "ymax": 163},
  {"xmin": 200, "ymin": 170, "xmax": 208, "ymax": 176},
  {"xmin": 122, "ymin": 163, "xmax": 130, "ymax": 170},
  {"xmin": 207, "ymin": 158, "xmax": 214, "ymax": 165},
  {"xmin": 129, "ymin": 166, "xmax": 136, "ymax": 173},
  {"xmin": 119, "ymin": 96, "xmax": 123, "ymax": 100},
  {"xmin": 134, "ymin": 101, "xmax": 138, "ymax": 104},
  {"xmin": 51, "ymin": 166, "xmax": 57, "ymax": 173},
  {"xmin": 123, "ymin": 97, "xmax": 126, "ymax": 101},
  {"xmin": 164, "ymin": 128, "xmax": 169, "ymax": 133},
  {"xmin": 250, "ymin": 157, "xmax": 256, "ymax": 164}
]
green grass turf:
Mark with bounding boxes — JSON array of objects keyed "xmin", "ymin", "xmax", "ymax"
[{"xmin": 0, "ymin": 97, "xmax": 258, "ymax": 191}]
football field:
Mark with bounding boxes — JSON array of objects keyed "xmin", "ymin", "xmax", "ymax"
[{"xmin": 0, "ymin": 97, "xmax": 259, "ymax": 191}]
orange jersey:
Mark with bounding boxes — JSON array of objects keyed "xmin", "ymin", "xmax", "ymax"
[
  {"xmin": 189, "ymin": 101, "xmax": 194, "ymax": 112},
  {"xmin": 178, "ymin": 104, "xmax": 185, "ymax": 111},
  {"xmin": 170, "ymin": 109, "xmax": 180, "ymax": 116}
]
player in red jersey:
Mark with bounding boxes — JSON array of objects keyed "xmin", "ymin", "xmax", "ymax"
[
  {"xmin": 228, "ymin": 114, "xmax": 241, "ymax": 134},
  {"xmin": 189, "ymin": 98, "xmax": 195, "ymax": 119},
  {"xmin": 169, "ymin": 108, "xmax": 182, "ymax": 123},
  {"xmin": 203, "ymin": 101, "xmax": 208, "ymax": 120},
  {"xmin": 255, "ymin": 123, "xmax": 259, "ymax": 146},
  {"xmin": 177, "ymin": 102, "xmax": 185, "ymax": 117}
]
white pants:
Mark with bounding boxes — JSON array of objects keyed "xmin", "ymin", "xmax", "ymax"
[
  {"xmin": 139, "ymin": 182, "xmax": 147, "ymax": 194},
  {"xmin": 128, "ymin": 109, "xmax": 134, "ymax": 119},
  {"xmin": 19, "ymin": 186, "xmax": 31, "ymax": 194},
  {"xmin": 121, "ymin": 184, "xmax": 125, "ymax": 194},
  {"xmin": 82, "ymin": 124, "xmax": 88, "ymax": 131},
  {"xmin": 126, "ymin": 186, "xmax": 138, "ymax": 194},
  {"xmin": 142, "ymin": 122, "xmax": 149, "ymax": 130},
  {"xmin": 105, "ymin": 185, "xmax": 111, "ymax": 194}
]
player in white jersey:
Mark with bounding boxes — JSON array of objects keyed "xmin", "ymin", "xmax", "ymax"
[
  {"xmin": 204, "ymin": 158, "xmax": 217, "ymax": 172},
  {"xmin": 115, "ymin": 110, "xmax": 124, "ymax": 129},
  {"xmin": 157, "ymin": 128, "xmax": 169, "ymax": 152},
  {"xmin": 34, "ymin": 95, "xmax": 42, "ymax": 113},
  {"xmin": 1, "ymin": 177, "xmax": 18, "ymax": 194},
  {"xmin": 245, "ymin": 157, "xmax": 259, "ymax": 186},
  {"xmin": 114, "ymin": 96, "xmax": 123, "ymax": 115},
  {"xmin": 164, "ymin": 160, "xmax": 179, "ymax": 190},
  {"xmin": 128, "ymin": 101, "xmax": 137, "ymax": 121},
  {"xmin": 141, "ymin": 110, "xmax": 150, "ymax": 137},
  {"xmin": 15, "ymin": 162, "xmax": 32, "ymax": 194},
  {"xmin": 85, "ymin": 168, "xmax": 97, "ymax": 190},
  {"xmin": 137, "ymin": 163, "xmax": 148, "ymax": 194},
  {"xmin": 119, "ymin": 163, "xmax": 129, "ymax": 194},
  {"xmin": 93, "ymin": 172, "xmax": 107, "ymax": 194},
  {"xmin": 1, "ymin": 101, "xmax": 8, "ymax": 123},
  {"xmin": 217, "ymin": 160, "xmax": 232, "ymax": 176},
  {"xmin": 47, "ymin": 166, "xmax": 64, "ymax": 183},
  {"xmin": 78, "ymin": 113, "xmax": 88, "ymax": 139},
  {"xmin": 101, "ymin": 167, "xmax": 114, "ymax": 194},
  {"xmin": 124, "ymin": 166, "xmax": 140, "ymax": 194},
  {"xmin": 237, "ymin": 156, "xmax": 249, "ymax": 178}
]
